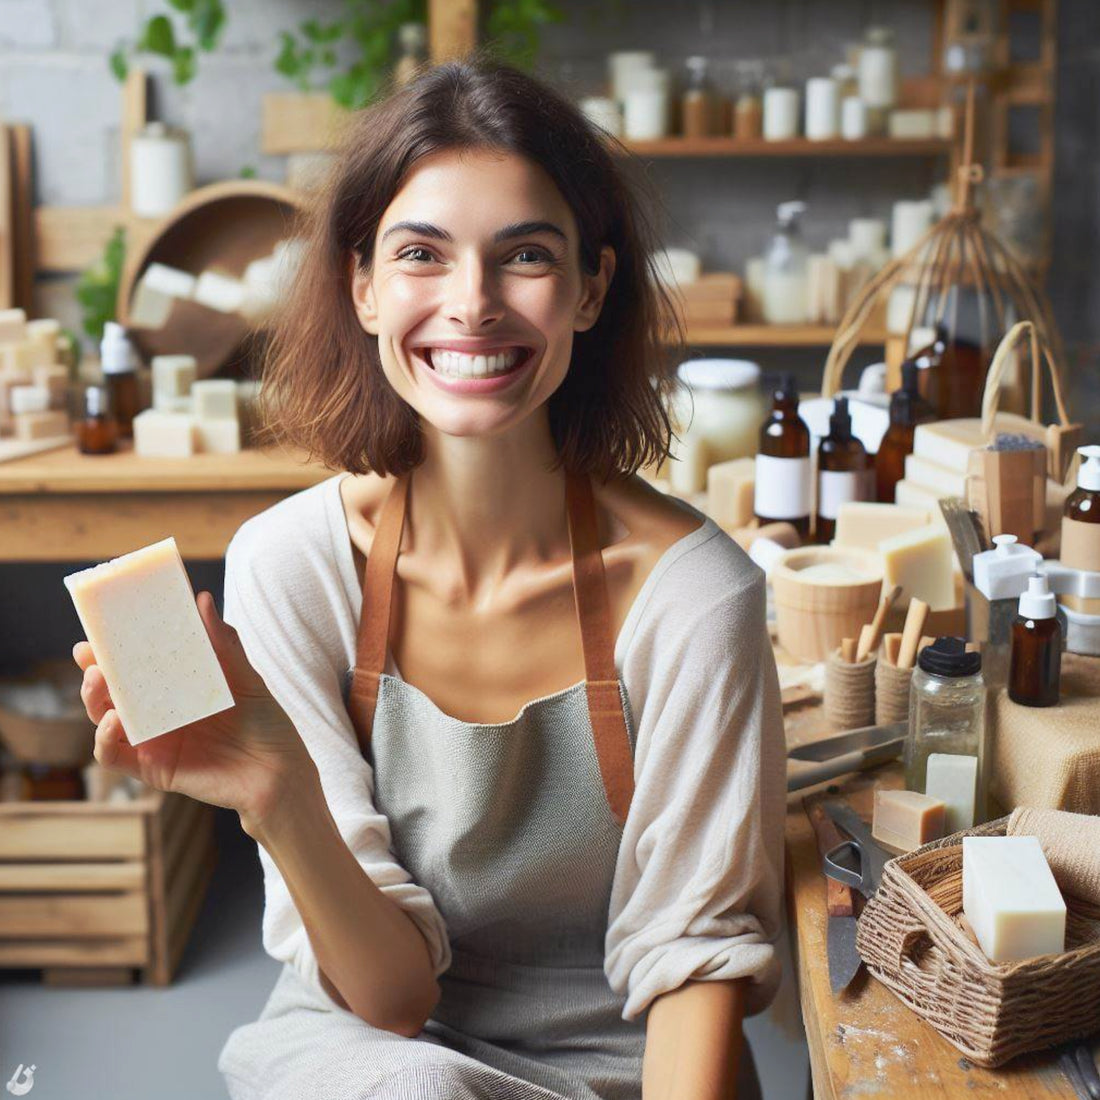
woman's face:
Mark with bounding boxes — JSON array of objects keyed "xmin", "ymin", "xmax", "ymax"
[{"xmin": 352, "ymin": 147, "xmax": 615, "ymax": 440}]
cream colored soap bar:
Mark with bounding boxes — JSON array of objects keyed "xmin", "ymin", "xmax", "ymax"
[
  {"xmin": 904, "ymin": 453, "xmax": 968, "ymax": 498},
  {"xmin": 962, "ymin": 836, "xmax": 1066, "ymax": 963},
  {"xmin": 925, "ymin": 752, "xmax": 978, "ymax": 832},
  {"xmin": 133, "ymin": 409, "xmax": 196, "ymax": 457},
  {"xmin": 833, "ymin": 501, "xmax": 930, "ymax": 552},
  {"xmin": 64, "ymin": 538, "xmax": 234, "ymax": 745},
  {"xmin": 706, "ymin": 458, "xmax": 755, "ymax": 531},
  {"xmin": 873, "ymin": 788, "xmax": 946, "ymax": 852},
  {"xmin": 880, "ymin": 524, "xmax": 955, "ymax": 610}
]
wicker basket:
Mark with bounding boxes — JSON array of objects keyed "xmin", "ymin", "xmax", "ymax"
[{"xmin": 856, "ymin": 816, "xmax": 1100, "ymax": 1068}]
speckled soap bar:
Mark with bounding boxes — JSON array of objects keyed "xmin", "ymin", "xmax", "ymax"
[{"xmin": 64, "ymin": 537, "xmax": 234, "ymax": 745}]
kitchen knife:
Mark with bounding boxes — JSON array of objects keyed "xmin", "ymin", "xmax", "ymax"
[
  {"xmin": 786, "ymin": 721, "xmax": 906, "ymax": 793},
  {"xmin": 805, "ymin": 798, "xmax": 863, "ymax": 995}
]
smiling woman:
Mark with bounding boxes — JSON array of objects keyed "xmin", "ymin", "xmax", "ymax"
[{"xmin": 210, "ymin": 55, "xmax": 785, "ymax": 1100}]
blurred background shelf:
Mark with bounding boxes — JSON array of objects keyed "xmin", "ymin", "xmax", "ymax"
[
  {"xmin": 684, "ymin": 323, "xmax": 887, "ymax": 346},
  {"xmin": 619, "ymin": 137, "xmax": 952, "ymax": 157}
]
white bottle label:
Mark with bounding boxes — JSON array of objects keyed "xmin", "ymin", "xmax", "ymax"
[
  {"xmin": 818, "ymin": 469, "xmax": 869, "ymax": 520},
  {"xmin": 754, "ymin": 454, "xmax": 811, "ymax": 519}
]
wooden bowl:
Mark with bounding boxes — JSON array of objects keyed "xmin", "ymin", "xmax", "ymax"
[
  {"xmin": 0, "ymin": 660, "xmax": 95, "ymax": 767},
  {"xmin": 117, "ymin": 179, "xmax": 308, "ymax": 379},
  {"xmin": 772, "ymin": 546, "xmax": 885, "ymax": 663}
]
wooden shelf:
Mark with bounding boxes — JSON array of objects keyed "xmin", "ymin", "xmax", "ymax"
[
  {"xmin": 34, "ymin": 205, "xmax": 162, "ymax": 274},
  {"xmin": 617, "ymin": 137, "xmax": 952, "ymax": 158},
  {"xmin": 683, "ymin": 324, "xmax": 887, "ymax": 347}
]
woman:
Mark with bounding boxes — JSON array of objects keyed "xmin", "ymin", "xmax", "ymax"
[{"xmin": 74, "ymin": 60, "xmax": 785, "ymax": 1100}]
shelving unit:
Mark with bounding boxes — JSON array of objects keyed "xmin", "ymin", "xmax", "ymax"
[
  {"xmin": 617, "ymin": 137, "xmax": 952, "ymax": 159},
  {"xmin": 684, "ymin": 324, "xmax": 887, "ymax": 348}
]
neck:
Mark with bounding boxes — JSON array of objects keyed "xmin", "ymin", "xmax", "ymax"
[{"xmin": 407, "ymin": 410, "xmax": 571, "ymax": 605}]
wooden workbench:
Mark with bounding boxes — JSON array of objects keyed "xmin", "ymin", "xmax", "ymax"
[
  {"xmin": 0, "ymin": 441, "xmax": 332, "ymax": 561},
  {"xmin": 785, "ymin": 702, "xmax": 1086, "ymax": 1098}
]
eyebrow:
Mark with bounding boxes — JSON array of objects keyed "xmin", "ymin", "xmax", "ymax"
[{"xmin": 379, "ymin": 219, "xmax": 569, "ymax": 245}]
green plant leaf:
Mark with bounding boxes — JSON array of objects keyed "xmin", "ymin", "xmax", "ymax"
[
  {"xmin": 301, "ymin": 17, "xmax": 325, "ymax": 42},
  {"xmin": 167, "ymin": 0, "xmax": 196, "ymax": 11},
  {"xmin": 239, "ymin": 164, "xmax": 257, "ymax": 178},
  {"xmin": 138, "ymin": 14, "xmax": 176, "ymax": 58},
  {"xmin": 191, "ymin": 0, "xmax": 225, "ymax": 51},
  {"xmin": 109, "ymin": 46, "xmax": 128, "ymax": 82},
  {"xmin": 75, "ymin": 227, "xmax": 127, "ymax": 343},
  {"xmin": 172, "ymin": 45, "xmax": 196, "ymax": 84},
  {"xmin": 274, "ymin": 31, "xmax": 301, "ymax": 76}
]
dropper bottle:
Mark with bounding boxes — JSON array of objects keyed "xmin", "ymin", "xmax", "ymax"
[
  {"xmin": 816, "ymin": 395, "xmax": 872, "ymax": 544},
  {"xmin": 754, "ymin": 374, "xmax": 812, "ymax": 538},
  {"xmin": 1009, "ymin": 573, "xmax": 1062, "ymax": 707},
  {"xmin": 1062, "ymin": 444, "xmax": 1100, "ymax": 572},
  {"xmin": 876, "ymin": 358, "xmax": 936, "ymax": 503}
]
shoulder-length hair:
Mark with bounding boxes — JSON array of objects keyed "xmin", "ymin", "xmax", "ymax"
[{"xmin": 256, "ymin": 56, "xmax": 684, "ymax": 482}]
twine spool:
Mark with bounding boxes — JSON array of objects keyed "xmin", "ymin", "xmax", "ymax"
[
  {"xmin": 875, "ymin": 658, "xmax": 913, "ymax": 725},
  {"xmin": 825, "ymin": 648, "xmax": 876, "ymax": 729}
]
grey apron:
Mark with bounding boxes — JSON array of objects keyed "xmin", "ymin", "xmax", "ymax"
[{"xmin": 219, "ymin": 469, "xmax": 760, "ymax": 1100}]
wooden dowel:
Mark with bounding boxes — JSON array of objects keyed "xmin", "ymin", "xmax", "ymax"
[
  {"xmin": 841, "ymin": 637, "xmax": 856, "ymax": 664},
  {"xmin": 857, "ymin": 583, "xmax": 902, "ymax": 662},
  {"xmin": 884, "ymin": 632, "xmax": 902, "ymax": 667},
  {"xmin": 897, "ymin": 598, "xmax": 930, "ymax": 670}
]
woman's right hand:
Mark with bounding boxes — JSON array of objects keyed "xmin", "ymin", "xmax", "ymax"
[{"xmin": 74, "ymin": 590, "xmax": 317, "ymax": 831}]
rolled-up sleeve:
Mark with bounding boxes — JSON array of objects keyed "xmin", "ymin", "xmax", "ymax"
[
  {"xmin": 223, "ymin": 529, "xmax": 452, "ymax": 1003},
  {"xmin": 604, "ymin": 569, "xmax": 785, "ymax": 1022}
]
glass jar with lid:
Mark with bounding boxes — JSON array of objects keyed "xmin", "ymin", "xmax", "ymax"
[{"xmin": 903, "ymin": 637, "xmax": 988, "ymax": 832}]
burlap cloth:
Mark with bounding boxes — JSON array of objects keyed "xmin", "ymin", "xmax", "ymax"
[
  {"xmin": 1008, "ymin": 806, "xmax": 1100, "ymax": 908},
  {"xmin": 825, "ymin": 649, "xmax": 876, "ymax": 730},
  {"xmin": 989, "ymin": 653, "xmax": 1100, "ymax": 815},
  {"xmin": 875, "ymin": 659, "xmax": 912, "ymax": 725}
]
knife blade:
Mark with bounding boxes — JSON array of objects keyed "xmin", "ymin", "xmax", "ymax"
[
  {"xmin": 805, "ymin": 798, "xmax": 863, "ymax": 994},
  {"xmin": 823, "ymin": 800, "xmax": 893, "ymax": 895}
]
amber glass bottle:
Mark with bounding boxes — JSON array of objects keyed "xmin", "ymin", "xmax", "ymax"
[
  {"xmin": 1009, "ymin": 574, "xmax": 1061, "ymax": 707},
  {"xmin": 76, "ymin": 385, "xmax": 119, "ymax": 455},
  {"xmin": 816, "ymin": 396, "xmax": 872, "ymax": 544},
  {"xmin": 876, "ymin": 359, "xmax": 936, "ymax": 502},
  {"xmin": 100, "ymin": 321, "xmax": 143, "ymax": 439},
  {"xmin": 911, "ymin": 321, "xmax": 985, "ymax": 420},
  {"xmin": 1061, "ymin": 445, "xmax": 1100, "ymax": 572},
  {"xmin": 754, "ymin": 374, "xmax": 812, "ymax": 538}
]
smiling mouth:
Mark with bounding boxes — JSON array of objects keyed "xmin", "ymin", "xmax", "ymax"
[{"xmin": 414, "ymin": 346, "xmax": 535, "ymax": 379}]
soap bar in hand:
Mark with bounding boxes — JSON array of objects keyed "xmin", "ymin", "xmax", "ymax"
[
  {"xmin": 962, "ymin": 836, "xmax": 1066, "ymax": 963},
  {"xmin": 64, "ymin": 537, "xmax": 234, "ymax": 745},
  {"xmin": 872, "ymin": 788, "xmax": 946, "ymax": 852}
]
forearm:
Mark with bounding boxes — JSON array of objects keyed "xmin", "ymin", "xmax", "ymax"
[
  {"xmin": 643, "ymin": 979, "xmax": 746, "ymax": 1100},
  {"xmin": 242, "ymin": 766, "xmax": 440, "ymax": 1037}
]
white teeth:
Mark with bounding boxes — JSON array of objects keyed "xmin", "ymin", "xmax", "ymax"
[{"xmin": 429, "ymin": 348, "xmax": 524, "ymax": 378}]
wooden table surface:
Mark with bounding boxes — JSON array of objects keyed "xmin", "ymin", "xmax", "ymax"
[
  {"xmin": 784, "ymin": 700, "xmax": 1086, "ymax": 1099},
  {"xmin": 0, "ymin": 441, "xmax": 333, "ymax": 561}
]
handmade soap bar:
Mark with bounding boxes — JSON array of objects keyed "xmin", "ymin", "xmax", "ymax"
[
  {"xmin": 14, "ymin": 409, "xmax": 69, "ymax": 441},
  {"xmin": 10, "ymin": 385, "xmax": 49, "ymax": 416},
  {"xmin": 33, "ymin": 364, "xmax": 69, "ymax": 410},
  {"xmin": 833, "ymin": 501, "xmax": 930, "ymax": 552},
  {"xmin": 63, "ymin": 538, "xmax": 234, "ymax": 745},
  {"xmin": 706, "ymin": 458, "xmax": 755, "ymax": 531},
  {"xmin": 873, "ymin": 788, "xmax": 946, "ymax": 852},
  {"xmin": 905, "ymin": 453, "xmax": 968, "ymax": 498},
  {"xmin": 152, "ymin": 354, "xmax": 196, "ymax": 409},
  {"xmin": 25, "ymin": 318, "xmax": 60, "ymax": 358},
  {"xmin": 880, "ymin": 524, "xmax": 955, "ymax": 610},
  {"xmin": 962, "ymin": 836, "xmax": 1066, "ymax": 963},
  {"xmin": 925, "ymin": 752, "xmax": 978, "ymax": 832},
  {"xmin": 192, "ymin": 379, "xmax": 238, "ymax": 420},
  {"xmin": 196, "ymin": 417, "xmax": 241, "ymax": 454},
  {"xmin": 1, "ymin": 341, "xmax": 50, "ymax": 372},
  {"xmin": 194, "ymin": 270, "xmax": 246, "ymax": 314},
  {"xmin": 132, "ymin": 409, "xmax": 196, "ymax": 458},
  {"xmin": 0, "ymin": 308, "xmax": 27, "ymax": 344}
]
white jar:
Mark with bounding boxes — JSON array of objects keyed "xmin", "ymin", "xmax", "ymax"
[
  {"xmin": 623, "ymin": 68, "xmax": 669, "ymax": 140},
  {"xmin": 891, "ymin": 199, "xmax": 935, "ymax": 257},
  {"xmin": 763, "ymin": 87, "xmax": 800, "ymax": 141},
  {"xmin": 841, "ymin": 96, "xmax": 869, "ymax": 140},
  {"xmin": 130, "ymin": 122, "xmax": 193, "ymax": 217},
  {"xmin": 669, "ymin": 359, "xmax": 766, "ymax": 495},
  {"xmin": 579, "ymin": 96, "xmax": 623, "ymax": 137},
  {"xmin": 608, "ymin": 51, "xmax": 656, "ymax": 104},
  {"xmin": 805, "ymin": 77, "xmax": 839, "ymax": 141},
  {"xmin": 858, "ymin": 27, "xmax": 898, "ymax": 110}
]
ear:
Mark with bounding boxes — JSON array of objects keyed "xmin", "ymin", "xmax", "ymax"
[
  {"xmin": 349, "ymin": 254, "xmax": 380, "ymax": 336},
  {"xmin": 573, "ymin": 245, "xmax": 616, "ymax": 333}
]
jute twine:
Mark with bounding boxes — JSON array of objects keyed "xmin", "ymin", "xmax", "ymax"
[
  {"xmin": 825, "ymin": 648, "xmax": 876, "ymax": 730},
  {"xmin": 875, "ymin": 659, "xmax": 912, "ymax": 725}
]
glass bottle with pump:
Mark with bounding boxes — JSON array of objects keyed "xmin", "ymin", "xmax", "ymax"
[
  {"xmin": 816, "ymin": 395, "xmax": 872, "ymax": 543},
  {"xmin": 1009, "ymin": 574, "xmax": 1062, "ymax": 708},
  {"xmin": 876, "ymin": 359, "xmax": 936, "ymax": 502},
  {"xmin": 754, "ymin": 374, "xmax": 812, "ymax": 538},
  {"xmin": 1062, "ymin": 445, "xmax": 1100, "ymax": 573},
  {"xmin": 100, "ymin": 321, "xmax": 142, "ymax": 439},
  {"xmin": 762, "ymin": 201, "xmax": 809, "ymax": 324}
]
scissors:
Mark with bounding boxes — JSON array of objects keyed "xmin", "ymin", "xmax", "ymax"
[{"xmin": 821, "ymin": 800, "xmax": 892, "ymax": 900}]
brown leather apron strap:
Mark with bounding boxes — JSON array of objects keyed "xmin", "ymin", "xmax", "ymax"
[
  {"xmin": 564, "ymin": 469, "xmax": 635, "ymax": 827},
  {"xmin": 347, "ymin": 472, "xmax": 409, "ymax": 758}
]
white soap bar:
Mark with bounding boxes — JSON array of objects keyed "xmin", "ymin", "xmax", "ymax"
[
  {"xmin": 143, "ymin": 262, "xmax": 197, "ymax": 299},
  {"xmin": 25, "ymin": 318, "xmax": 60, "ymax": 357},
  {"xmin": 833, "ymin": 501, "xmax": 930, "ymax": 552},
  {"xmin": 905, "ymin": 453, "xmax": 968, "ymax": 498},
  {"xmin": 0, "ymin": 308, "xmax": 27, "ymax": 345},
  {"xmin": 153, "ymin": 395, "xmax": 193, "ymax": 415},
  {"xmin": 132, "ymin": 409, "xmax": 196, "ymax": 458},
  {"xmin": 194, "ymin": 271, "xmax": 246, "ymax": 314},
  {"xmin": 1, "ymin": 341, "xmax": 51, "ymax": 372},
  {"xmin": 33, "ymin": 364, "xmax": 70, "ymax": 410},
  {"xmin": 196, "ymin": 416, "xmax": 241, "ymax": 454},
  {"xmin": 888, "ymin": 109, "xmax": 936, "ymax": 139},
  {"xmin": 10, "ymin": 384, "xmax": 49, "ymax": 415},
  {"xmin": 706, "ymin": 457, "xmax": 755, "ymax": 530},
  {"xmin": 962, "ymin": 836, "xmax": 1066, "ymax": 963},
  {"xmin": 151, "ymin": 354, "xmax": 197, "ymax": 402},
  {"xmin": 880, "ymin": 523, "xmax": 956, "ymax": 610},
  {"xmin": 63, "ymin": 537, "xmax": 234, "ymax": 745},
  {"xmin": 191, "ymin": 379, "xmax": 238, "ymax": 420},
  {"xmin": 14, "ymin": 409, "xmax": 69, "ymax": 441},
  {"xmin": 925, "ymin": 752, "xmax": 978, "ymax": 832},
  {"xmin": 129, "ymin": 283, "xmax": 174, "ymax": 330}
]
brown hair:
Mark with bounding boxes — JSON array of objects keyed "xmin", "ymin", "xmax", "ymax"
[{"xmin": 256, "ymin": 56, "xmax": 684, "ymax": 482}]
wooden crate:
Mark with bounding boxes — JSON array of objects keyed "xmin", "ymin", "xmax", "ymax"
[{"xmin": 0, "ymin": 790, "xmax": 216, "ymax": 985}]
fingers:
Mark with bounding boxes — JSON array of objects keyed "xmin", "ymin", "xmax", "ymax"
[
  {"xmin": 80, "ymin": 664, "xmax": 115, "ymax": 725},
  {"xmin": 94, "ymin": 709, "xmax": 141, "ymax": 778},
  {"xmin": 72, "ymin": 640, "xmax": 95, "ymax": 671}
]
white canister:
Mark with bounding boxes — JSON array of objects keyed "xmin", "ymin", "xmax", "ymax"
[
  {"xmin": 609, "ymin": 51, "xmax": 656, "ymax": 104},
  {"xmin": 805, "ymin": 77, "xmax": 839, "ymax": 141},
  {"xmin": 623, "ymin": 68, "xmax": 669, "ymax": 141},
  {"xmin": 858, "ymin": 27, "xmax": 898, "ymax": 110},
  {"xmin": 891, "ymin": 199, "xmax": 934, "ymax": 257},
  {"xmin": 579, "ymin": 96, "xmax": 623, "ymax": 138},
  {"xmin": 130, "ymin": 122, "xmax": 193, "ymax": 218},
  {"xmin": 669, "ymin": 360, "xmax": 766, "ymax": 495},
  {"xmin": 763, "ymin": 87, "xmax": 800, "ymax": 141},
  {"xmin": 652, "ymin": 247, "xmax": 701, "ymax": 288},
  {"xmin": 849, "ymin": 218, "xmax": 887, "ymax": 261},
  {"xmin": 841, "ymin": 95, "xmax": 869, "ymax": 140}
]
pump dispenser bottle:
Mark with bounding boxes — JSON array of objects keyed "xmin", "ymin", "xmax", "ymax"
[
  {"xmin": 762, "ymin": 201, "xmax": 809, "ymax": 324},
  {"xmin": 876, "ymin": 359, "xmax": 936, "ymax": 502},
  {"xmin": 100, "ymin": 321, "xmax": 142, "ymax": 439},
  {"xmin": 1062, "ymin": 444, "xmax": 1100, "ymax": 573},
  {"xmin": 754, "ymin": 374, "xmax": 812, "ymax": 537},
  {"xmin": 816, "ymin": 395, "xmax": 872, "ymax": 543},
  {"xmin": 1009, "ymin": 573, "xmax": 1062, "ymax": 707}
]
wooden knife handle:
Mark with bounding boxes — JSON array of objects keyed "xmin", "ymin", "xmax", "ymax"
[{"xmin": 804, "ymin": 798, "xmax": 856, "ymax": 918}]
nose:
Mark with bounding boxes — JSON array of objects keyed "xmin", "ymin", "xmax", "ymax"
[{"xmin": 443, "ymin": 253, "xmax": 504, "ymax": 330}]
